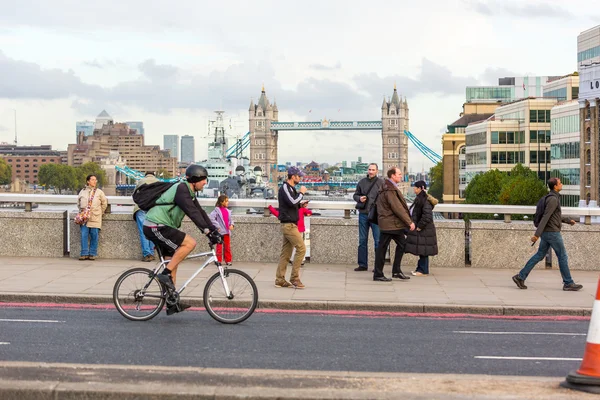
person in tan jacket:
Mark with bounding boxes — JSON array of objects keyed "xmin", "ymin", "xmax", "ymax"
[
  {"xmin": 77, "ymin": 175, "xmax": 108, "ymax": 260},
  {"xmin": 373, "ymin": 167, "xmax": 415, "ymax": 282}
]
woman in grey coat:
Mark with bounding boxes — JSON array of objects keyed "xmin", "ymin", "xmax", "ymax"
[{"xmin": 404, "ymin": 181, "xmax": 438, "ymax": 276}]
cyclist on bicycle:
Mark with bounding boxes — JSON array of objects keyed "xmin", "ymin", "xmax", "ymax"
[{"xmin": 143, "ymin": 164, "xmax": 222, "ymax": 315}]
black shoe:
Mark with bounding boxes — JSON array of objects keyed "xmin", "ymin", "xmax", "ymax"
[
  {"xmin": 156, "ymin": 273, "xmax": 176, "ymax": 291},
  {"xmin": 392, "ymin": 273, "xmax": 410, "ymax": 280},
  {"xmin": 373, "ymin": 276, "xmax": 392, "ymax": 282},
  {"xmin": 354, "ymin": 267, "xmax": 368, "ymax": 272},
  {"xmin": 563, "ymin": 283, "xmax": 583, "ymax": 291},
  {"xmin": 166, "ymin": 302, "xmax": 191, "ymax": 316},
  {"xmin": 512, "ymin": 274, "xmax": 527, "ymax": 289}
]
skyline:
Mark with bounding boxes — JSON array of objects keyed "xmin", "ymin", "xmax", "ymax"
[{"xmin": 0, "ymin": 0, "xmax": 594, "ymax": 168}]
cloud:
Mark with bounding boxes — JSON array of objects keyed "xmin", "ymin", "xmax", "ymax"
[
  {"xmin": 479, "ymin": 67, "xmax": 522, "ymax": 85},
  {"xmin": 0, "ymin": 125, "xmax": 8, "ymax": 132},
  {"xmin": 82, "ymin": 60, "xmax": 104, "ymax": 69},
  {"xmin": 355, "ymin": 58, "xmax": 478, "ymax": 100},
  {"xmin": 0, "ymin": 50, "xmax": 101, "ymax": 100},
  {"xmin": 469, "ymin": 0, "xmax": 574, "ymax": 19},
  {"xmin": 310, "ymin": 61, "xmax": 342, "ymax": 71},
  {"xmin": 138, "ymin": 59, "xmax": 178, "ymax": 81},
  {"xmin": 0, "ymin": 51, "xmax": 480, "ymax": 122}
]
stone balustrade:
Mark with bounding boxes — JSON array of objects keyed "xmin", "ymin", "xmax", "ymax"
[{"xmin": 1, "ymin": 194, "xmax": 600, "ymax": 270}]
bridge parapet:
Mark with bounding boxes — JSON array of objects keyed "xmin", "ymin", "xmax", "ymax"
[{"xmin": 1, "ymin": 194, "xmax": 600, "ymax": 270}]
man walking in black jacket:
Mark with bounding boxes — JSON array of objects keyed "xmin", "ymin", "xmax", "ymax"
[
  {"xmin": 275, "ymin": 166, "xmax": 308, "ymax": 289},
  {"xmin": 512, "ymin": 178, "xmax": 583, "ymax": 291}
]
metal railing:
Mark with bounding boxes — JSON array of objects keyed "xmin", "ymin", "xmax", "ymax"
[{"xmin": 2, "ymin": 193, "xmax": 600, "ymax": 224}]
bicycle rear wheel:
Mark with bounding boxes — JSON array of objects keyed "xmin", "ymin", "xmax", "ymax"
[
  {"xmin": 113, "ymin": 268, "xmax": 166, "ymax": 321},
  {"xmin": 203, "ymin": 268, "xmax": 258, "ymax": 324}
]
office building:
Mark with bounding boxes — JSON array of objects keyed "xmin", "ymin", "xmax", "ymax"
[
  {"xmin": 125, "ymin": 121, "xmax": 145, "ymax": 136},
  {"xmin": 442, "ymin": 102, "xmax": 500, "ymax": 203},
  {"xmin": 464, "ymin": 97, "xmax": 558, "ymax": 185},
  {"xmin": 0, "ymin": 145, "xmax": 62, "ymax": 184},
  {"xmin": 163, "ymin": 135, "xmax": 180, "ymax": 160},
  {"xmin": 180, "ymin": 135, "xmax": 195, "ymax": 163},
  {"xmin": 94, "ymin": 110, "xmax": 113, "ymax": 130},
  {"xmin": 578, "ymin": 25, "xmax": 600, "ymax": 66},
  {"xmin": 578, "ymin": 62, "xmax": 600, "ymax": 203},
  {"xmin": 466, "ymin": 76, "xmax": 559, "ymax": 103},
  {"xmin": 543, "ymin": 74, "xmax": 579, "ymax": 101},
  {"xmin": 76, "ymin": 121, "xmax": 95, "ymax": 140},
  {"xmin": 550, "ymin": 101, "xmax": 580, "ymax": 206},
  {"xmin": 67, "ymin": 121, "xmax": 177, "ymax": 176}
]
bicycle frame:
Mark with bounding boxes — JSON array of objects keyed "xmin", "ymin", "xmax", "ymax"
[{"xmin": 150, "ymin": 246, "xmax": 232, "ymax": 298}]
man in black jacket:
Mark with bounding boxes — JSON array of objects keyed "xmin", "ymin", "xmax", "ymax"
[
  {"xmin": 512, "ymin": 178, "xmax": 583, "ymax": 291},
  {"xmin": 353, "ymin": 163, "xmax": 383, "ymax": 271},
  {"xmin": 275, "ymin": 166, "xmax": 308, "ymax": 289}
]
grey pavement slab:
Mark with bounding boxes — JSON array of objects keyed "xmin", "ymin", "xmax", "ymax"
[{"xmin": 0, "ymin": 256, "xmax": 598, "ymax": 315}]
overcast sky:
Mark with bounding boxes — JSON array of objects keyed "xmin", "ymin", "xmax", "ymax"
[{"xmin": 0, "ymin": 0, "xmax": 594, "ymax": 171}]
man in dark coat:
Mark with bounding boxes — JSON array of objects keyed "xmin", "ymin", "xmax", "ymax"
[
  {"xmin": 353, "ymin": 163, "xmax": 384, "ymax": 272},
  {"xmin": 372, "ymin": 167, "xmax": 415, "ymax": 282},
  {"xmin": 405, "ymin": 180, "xmax": 438, "ymax": 276}
]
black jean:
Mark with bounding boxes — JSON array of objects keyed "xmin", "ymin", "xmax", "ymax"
[{"xmin": 373, "ymin": 229, "xmax": 407, "ymax": 278}]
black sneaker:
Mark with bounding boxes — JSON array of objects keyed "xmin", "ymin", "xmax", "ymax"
[
  {"xmin": 156, "ymin": 273, "xmax": 176, "ymax": 291},
  {"xmin": 354, "ymin": 267, "xmax": 368, "ymax": 272},
  {"xmin": 563, "ymin": 283, "xmax": 583, "ymax": 291},
  {"xmin": 512, "ymin": 274, "xmax": 527, "ymax": 289},
  {"xmin": 166, "ymin": 302, "xmax": 191, "ymax": 316}
]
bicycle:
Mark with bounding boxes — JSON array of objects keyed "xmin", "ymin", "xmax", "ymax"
[{"xmin": 112, "ymin": 240, "xmax": 258, "ymax": 324}]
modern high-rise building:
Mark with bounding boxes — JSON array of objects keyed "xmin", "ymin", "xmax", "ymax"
[
  {"xmin": 76, "ymin": 121, "xmax": 95, "ymax": 140},
  {"xmin": 578, "ymin": 25, "xmax": 600, "ymax": 66},
  {"xmin": 180, "ymin": 135, "xmax": 195, "ymax": 163},
  {"xmin": 163, "ymin": 135, "xmax": 180, "ymax": 160},
  {"xmin": 466, "ymin": 76, "xmax": 560, "ymax": 103},
  {"xmin": 94, "ymin": 110, "xmax": 113, "ymax": 130},
  {"xmin": 125, "ymin": 121, "xmax": 145, "ymax": 136}
]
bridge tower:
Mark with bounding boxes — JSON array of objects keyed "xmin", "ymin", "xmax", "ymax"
[
  {"xmin": 381, "ymin": 84, "xmax": 409, "ymax": 190},
  {"xmin": 249, "ymin": 86, "xmax": 279, "ymax": 183}
]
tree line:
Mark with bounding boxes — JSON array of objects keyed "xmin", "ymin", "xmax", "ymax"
[
  {"xmin": 38, "ymin": 162, "xmax": 107, "ymax": 194},
  {"xmin": 428, "ymin": 162, "xmax": 550, "ymax": 219}
]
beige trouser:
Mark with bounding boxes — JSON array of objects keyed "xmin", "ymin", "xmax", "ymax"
[{"xmin": 276, "ymin": 223, "xmax": 306, "ymax": 283}]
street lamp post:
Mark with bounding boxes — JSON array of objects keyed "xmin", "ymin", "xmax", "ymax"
[{"xmin": 452, "ymin": 140, "xmax": 456, "ymax": 219}]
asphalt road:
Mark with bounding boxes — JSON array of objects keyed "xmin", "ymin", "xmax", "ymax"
[{"xmin": 0, "ymin": 305, "xmax": 589, "ymax": 377}]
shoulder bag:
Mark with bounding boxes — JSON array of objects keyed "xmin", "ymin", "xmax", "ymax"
[
  {"xmin": 355, "ymin": 178, "xmax": 379, "ymax": 210},
  {"xmin": 74, "ymin": 188, "xmax": 97, "ymax": 225}
]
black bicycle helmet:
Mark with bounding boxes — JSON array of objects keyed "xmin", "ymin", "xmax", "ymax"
[{"xmin": 186, "ymin": 164, "xmax": 208, "ymax": 183}]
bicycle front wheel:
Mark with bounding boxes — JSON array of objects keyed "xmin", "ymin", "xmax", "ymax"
[
  {"xmin": 203, "ymin": 268, "xmax": 258, "ymax": 324},
  {"xmin": 113, "ymin": 267, "xmax": 166, "ymax": 321}
]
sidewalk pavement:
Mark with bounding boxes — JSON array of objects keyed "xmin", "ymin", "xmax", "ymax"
[{"xmin": 0, "ymin": 257, "xmax": 597, "ymax": 316}]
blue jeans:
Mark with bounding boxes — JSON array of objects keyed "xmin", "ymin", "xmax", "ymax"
[
  {"xmin": 518, "ymin": 231, "xmax": 574, "ymax": 285},
  {"xmin": 135, "ymin": 210, "xmax": 155, "ymax": 257},
  {"xmin": 358, "ymin": 212, "xmax": 380, "ymax": 267},
  {"xmin": 80, "ymin": 224, "xmax": 99, "ymax": 257},
  {"xmin": 416, "ymin": 255, "xmax": 429, "ymax": 274}
]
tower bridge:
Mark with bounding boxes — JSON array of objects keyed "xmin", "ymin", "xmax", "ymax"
[{"xmin": 247, "ymin": 84, "xmax": 438, "ymax": 192}]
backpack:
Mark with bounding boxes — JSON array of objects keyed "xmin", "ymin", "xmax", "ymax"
[
  {"xmin": 133, "ymin": 181, "xmax": 177, "ymax": 211},
  {"xmin": 533, "ymin": 194, "xmax": 551, "ymax": 228}
]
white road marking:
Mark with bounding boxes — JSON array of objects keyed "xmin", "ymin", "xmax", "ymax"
[
  {"xmin": 0, "ymin": 342, "xmax": 9, "ymax": 345},
  {"xmin": 455, "ymin": 331, "xmax": 586, "ymax": 336},
  {"xmin": 475, "ymin": 356, "xmax": 582, "ymax": 361},
  {"xmin": 0, "ymin": 319, "xmax": 65, "ymax": 323}
]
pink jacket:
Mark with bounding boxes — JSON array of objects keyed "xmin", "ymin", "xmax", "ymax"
[{"xmin": 269, "ymin": 205, "xmax": 312, "ymax": 233}]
